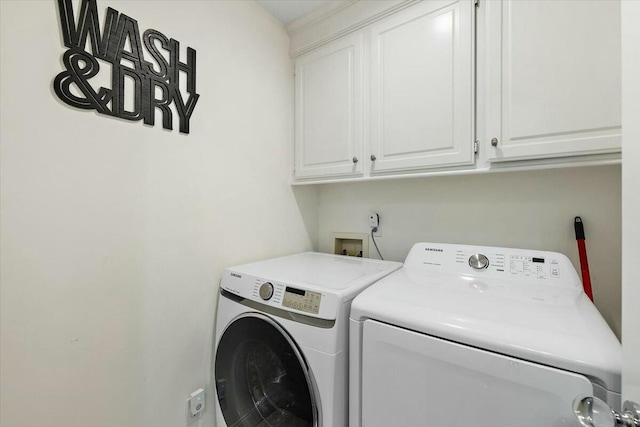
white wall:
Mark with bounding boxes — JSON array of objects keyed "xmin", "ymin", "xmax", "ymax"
[
  {"xmin": 621, "ymin": 0, "xmax": 640, "ymax": 402},
  {"xmin": 317, "ymin": 165, "xmax": 622, "ymax": 338},
  {"xmin": 0, "ymin": 1, "xmax": 317, "ymax": 426}
]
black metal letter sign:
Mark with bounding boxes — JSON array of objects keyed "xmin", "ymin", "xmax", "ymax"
[{"xmin": 53, "ymin": 0, "xmax": 200, "ymax": 134}]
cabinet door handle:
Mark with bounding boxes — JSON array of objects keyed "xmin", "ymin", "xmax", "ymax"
[
  {"xmin": 491, "ymin": 137, "xmax": 499, "ymax": 147},
  {"xmin": 370, "ymin": 155, "xmax": 377, "ymax": 161},
  {"xmin": 352, "ymin": 157, "xmax": 359, "ymax": 164}
]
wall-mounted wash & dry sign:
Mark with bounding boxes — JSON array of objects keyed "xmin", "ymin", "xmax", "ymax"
[{"xmin": 53, "ymin": 0, "xmax": 200, "ymax": 134}]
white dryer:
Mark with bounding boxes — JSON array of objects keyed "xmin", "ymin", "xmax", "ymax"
[
  {"xmin": 214, "ymin": 252, "xmax": 401, "ymax": 427},
  {"xmin": 349, "ymin": 243, "xmax": 621, "ymax": 427}
]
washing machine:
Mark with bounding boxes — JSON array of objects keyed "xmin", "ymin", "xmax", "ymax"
[
  {"xmin": 214, "ymin": 252, "xmax": 402, "ymax": 427},
  {"xmin": 349, "ymin": 242, "xmax": 622, "ymax": 427}
]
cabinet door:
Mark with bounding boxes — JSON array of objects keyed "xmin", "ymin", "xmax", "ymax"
[
  {"xmin": 294, "ymin": 33, "xmax": 364, "ymax": 180},
  {"xmin": 486, "ymin": 0, "xmax": 621, "ymax": 162},
  {"xmin": 369, "ymin": 0, "xmax": 474, "ymax": 174}
]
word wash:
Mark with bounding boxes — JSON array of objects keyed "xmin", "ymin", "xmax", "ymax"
[{"xmin": 53, "ymin": 0, "xmax": 200, "ymax": 134}]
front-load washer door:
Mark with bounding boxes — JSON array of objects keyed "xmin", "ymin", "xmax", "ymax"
[{"xmin": 215, "ymin": 313, "xmax": 320, "ymax": 427}]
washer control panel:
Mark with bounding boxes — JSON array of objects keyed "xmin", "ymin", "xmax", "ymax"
[
  {"xmin": 282, "ymin": 287, "xmax": 321, "ymax": 314},
  {"xmin": 258, "ymin": 282, "xmax": 274, "ymax": 300},
  {"xmin": 218, "ymin": 253, "xmax": 402, "ymax": 321},
  {"xmin": 220, "ymin": 272, "xmax": 340, "ymax": 320}
]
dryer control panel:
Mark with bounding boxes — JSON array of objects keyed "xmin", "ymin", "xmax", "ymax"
[{"xmin": 404, "ymin": 243, "xmax": 581, "ymax": 287}]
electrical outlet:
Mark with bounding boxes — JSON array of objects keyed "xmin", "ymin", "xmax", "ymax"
[
  {"xmin": 186, "ymin": 388, "xmax": 205, "ymax": 424},
  {"xmin": 369, "ymin": 213, "xmax": 381, "ymax": 237}
]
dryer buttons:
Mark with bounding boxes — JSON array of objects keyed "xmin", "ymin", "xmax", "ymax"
[
  {"xmin": 259, "ymin": 282, "xmax": 274, "ymax": 300},
  {"xmin": 469, "ymin": 254, "xmax": 490, "ymax": 270}
]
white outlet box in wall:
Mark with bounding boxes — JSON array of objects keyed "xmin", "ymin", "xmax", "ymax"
[
  {"xmin": 369, "ymin": 213, "xmax": 381, "ymax": 237},
  {"xmin": 331, "ymin": 232, "xmax": 369, "ymax": 258},
  {"xmin": 185, "ymin": 388, "xmax": 205, "ymax": 424}
]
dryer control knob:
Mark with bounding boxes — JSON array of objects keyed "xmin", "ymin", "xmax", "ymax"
[
  {"xmin": 469, "ymin": 254, "xmax": 490, "ymax": 270},
  {"xmin": 259, "ymin": 282, "xmax": 274, "ymax": 300}
]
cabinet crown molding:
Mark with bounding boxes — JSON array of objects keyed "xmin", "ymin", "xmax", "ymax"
[
  {"xmin": 286, "ymin": 0, "xmax": 357, "ymax": 35},
  {"xmin": 289, "ymin": 0, "xmax": 420, "ymax": 57}
]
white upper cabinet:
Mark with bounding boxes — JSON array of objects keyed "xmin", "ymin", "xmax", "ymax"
[
  {"xmin": 294, "ymin": 33, "xmax": 364, "ymax": 179},
  {"xmin": 485, "ymin": 0, "xmax": 621, "ymax": 162},
  {"xmin": 290, "ymin": 0, "xmax": 622, "ymax": 183},
  {"xmin": 369, "ymin": 0, "xmax": 474, "ymax": 174}
]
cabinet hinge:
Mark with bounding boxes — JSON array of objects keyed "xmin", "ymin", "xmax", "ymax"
[{"xmin": 474, "ymin": 140, "xmax": 479, "ymax": 154}]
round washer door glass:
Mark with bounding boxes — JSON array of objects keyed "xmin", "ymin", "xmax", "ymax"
[{"xmin": 215, "ymin": 314, "xmax": 318, "ymax": 427}]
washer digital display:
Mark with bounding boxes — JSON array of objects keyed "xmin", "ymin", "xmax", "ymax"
[{"xmin": 283, "ymin": 287, "xmax": 321, "ymax": 314}]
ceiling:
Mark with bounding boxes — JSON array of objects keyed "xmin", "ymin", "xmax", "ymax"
[{"xmin": 255, "ymin": 0, "xmax": 335, "ymax": 24}]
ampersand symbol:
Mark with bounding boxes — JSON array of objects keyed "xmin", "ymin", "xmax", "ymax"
[{"xmin": 53, "ymin": 47, "xmax": 112, "ymax": 114}]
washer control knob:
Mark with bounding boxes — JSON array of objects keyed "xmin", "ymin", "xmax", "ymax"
[
  {"xmin": 469, "ymin": 254, "xmax": 490, "ymax": 270},
  {"xmin": 259, "ymin": 282, "xmax": 274, "ymax": 300}
]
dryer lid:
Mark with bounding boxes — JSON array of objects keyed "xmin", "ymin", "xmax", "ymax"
[{"xmin": 350, "ymin": 243, "xmax": 622, "ymax": 393}]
